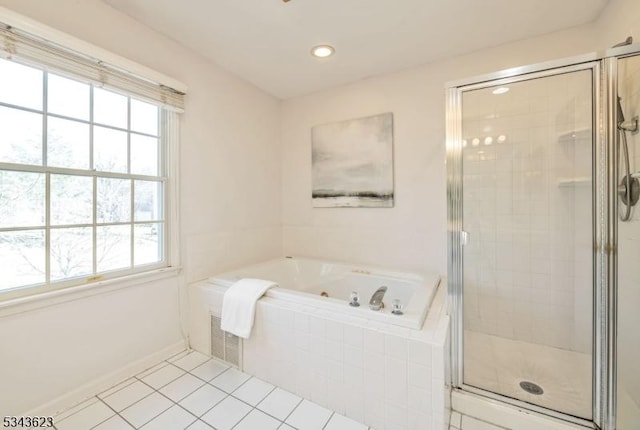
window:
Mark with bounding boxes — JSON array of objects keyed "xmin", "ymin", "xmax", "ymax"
[{"xmin": 0, "ymin": 23, "xmax": 184, "ymax": 300}]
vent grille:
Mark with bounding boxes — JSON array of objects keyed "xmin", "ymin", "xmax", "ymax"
[{"xmin": 210, "ymin": 314, "xmax": 242, "ymax": 369}]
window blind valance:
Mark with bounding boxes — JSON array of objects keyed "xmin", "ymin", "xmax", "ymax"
[{"xmin": 0, "ymin": 23, "xmax": 185, "ymax": 111}]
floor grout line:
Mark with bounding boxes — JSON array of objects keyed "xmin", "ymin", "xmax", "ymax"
[
  {"xmin": 87, "ymin": 397, "xmax": 120, "ymax": 429},
  {"xmin": 321, "ymin": 411, "xmax": 334, "ymax": 429},
  {"xmin": 280, "ymin": 397, "xmax": 304, "ymax": 428},
  {"xmin": 228, "ymin": 405, "xmax": 257, "ymax": 430},
  {"xmin": 55, "ymin": 351, "xmax": 372, "ymax": 430}
]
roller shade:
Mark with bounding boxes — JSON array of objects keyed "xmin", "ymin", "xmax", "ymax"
[{"xmin": 0, "ymin": 23, "xmax": 185, "ymax": 111}]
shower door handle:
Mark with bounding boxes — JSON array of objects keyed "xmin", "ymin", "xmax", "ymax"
[{"xmin": 461, "ymin": 231, "xmax": 469, "ymax": 246}]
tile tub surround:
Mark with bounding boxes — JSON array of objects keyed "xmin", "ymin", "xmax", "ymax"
[
  {"xmin": 192, "ymin": 279, "xmax": 451, "ymax": 430},
  {"xmin": 53, "ymin": 350, "xmax": 373, "ymax": 430}
]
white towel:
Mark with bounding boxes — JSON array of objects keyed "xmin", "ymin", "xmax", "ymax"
[{"xmin": 220, "ymin": 278, "xmax": 277, "ymax": 339}]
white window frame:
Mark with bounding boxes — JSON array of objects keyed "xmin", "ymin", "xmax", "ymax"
[{"xmin": 0, "ymin": 7, "xmax": 184, "ymax": 307}]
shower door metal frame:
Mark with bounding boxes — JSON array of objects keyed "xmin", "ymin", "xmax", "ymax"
[
  {"xmin": 447, "ymin": 44, "xmax": 640, "ymax": 429},
  {"xmin": 603, "ymin": 49, "xmax": 640, "ymax": 430},
  {"xmin": 445, "ymin": 47, "xmax": 640, "ymax": 429}
]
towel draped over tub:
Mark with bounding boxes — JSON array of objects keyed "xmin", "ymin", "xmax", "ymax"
[{"xmin": 220, "ymin": 278, "xmax": 278, "ymax": 338}]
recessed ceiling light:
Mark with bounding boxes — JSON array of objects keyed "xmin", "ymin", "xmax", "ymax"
[
  {"xmin": 492, "ymin": 87, "xmax": 509, "ymax": 95},
  {"xmin": 484, "ymin": 137, "xmax": 493, "ymax": 145},
  {"xmin": 311, "ymin": 45, "xmax": 335, "ymax": 58}
]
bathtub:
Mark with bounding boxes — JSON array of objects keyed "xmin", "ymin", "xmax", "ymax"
[
  {"xmin": 207, "ymin": 257, "xmax": 440, "ymax": 330},
  {"xmin": 191, "ymin": 257, "xmax": 450, "ymax": 429}
]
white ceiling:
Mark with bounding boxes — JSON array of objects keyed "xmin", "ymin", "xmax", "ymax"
[{"xmin": 103, "ymin": 0, "xmax": 609, "ymax": 99}]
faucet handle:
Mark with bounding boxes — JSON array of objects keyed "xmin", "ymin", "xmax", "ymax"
[
  {"xmin": 391, "ymin": 299, "xmax": 404, "ymax": 315},
  {"xmin": 349, "ymin": 291, "xmax": 360, "ymax": 307}
]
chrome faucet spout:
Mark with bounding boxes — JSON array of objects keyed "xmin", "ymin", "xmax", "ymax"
[{"xmin": 369, "ymin": 286, "xmax": 387, "ymax": 311}]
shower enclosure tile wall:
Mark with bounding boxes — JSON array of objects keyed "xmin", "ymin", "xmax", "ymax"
[
  {"xmin": 462, "ymin": 72, "xmax": 592, "ymax": 353},
  {"xmin": 616, "ymin": 55, "xmax": 640, "ymax": 428},
  {"xmin": 450, "ymin": 48, "xmax": 640, "ymax": 430}
]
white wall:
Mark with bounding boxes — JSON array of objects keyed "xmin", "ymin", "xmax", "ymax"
[
  {"xmin": 281, "ymin": 25, "xmax": 599, "ymax": 275},
  {"xmin": 594, "ymin": 0, "xmax": 640, "ymax": 49},
  {"xmin": 0, "ymin": 277, "xmax": 182, "ymax": 415},
  {"xmin": 0, "ymin": 0, "xmax": 282, "ymax": 415}
]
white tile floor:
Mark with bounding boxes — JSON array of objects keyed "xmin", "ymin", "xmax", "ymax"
[{"xmin": 53, "ymin": 350, "xmax": 372, "ymax": 430}]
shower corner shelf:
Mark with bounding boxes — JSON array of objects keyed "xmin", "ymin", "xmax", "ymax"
[
  {"xmin": 558, "ymin": 177, "xmax": 592, "ymax": 187},
  {"xmin": 557, "ymin": 128, "xmax": 592, "ymax": 144}
]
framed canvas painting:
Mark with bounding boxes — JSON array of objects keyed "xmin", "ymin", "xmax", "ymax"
[{"xmin": 311, "ymin": 112, "xmax": 394, "ymax": 208}]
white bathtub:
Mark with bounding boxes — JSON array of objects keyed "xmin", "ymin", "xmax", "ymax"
[{"xmin": 207, "ymin": 257, "xmax": 440, "ymax": 330}]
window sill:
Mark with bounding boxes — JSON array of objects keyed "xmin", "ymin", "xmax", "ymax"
[{"xmin": 0, "ymin": 266, "xmax": 182, "ymax": 317}]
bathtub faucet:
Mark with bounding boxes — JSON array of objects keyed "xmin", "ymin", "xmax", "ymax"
[{"xmin": 369, "ymin": 286, "xmax": 387, "ymax": 311}]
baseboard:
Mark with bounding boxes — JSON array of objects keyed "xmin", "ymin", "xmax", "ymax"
[{"xmin": 25, "ymin": 339, "xmax": 187, "ymax": 417}]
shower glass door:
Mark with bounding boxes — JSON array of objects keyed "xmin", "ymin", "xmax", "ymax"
[
  {"xmin": 615, "ymin": 54, "xmax": 640, "ymax": 429},
  {"xmin": 460, "ymin": 67, "xmax": 594, "ymax": 419}
]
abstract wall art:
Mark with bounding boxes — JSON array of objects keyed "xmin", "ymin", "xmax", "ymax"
[{"xmin": 311, "ymin": 112, "xmax": 394, "ymax": 208}]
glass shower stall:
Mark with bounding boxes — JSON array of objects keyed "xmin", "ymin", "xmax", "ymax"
[{"xmin": 446, "ymin": 44, "xmax": 640, "ymax": 429}]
